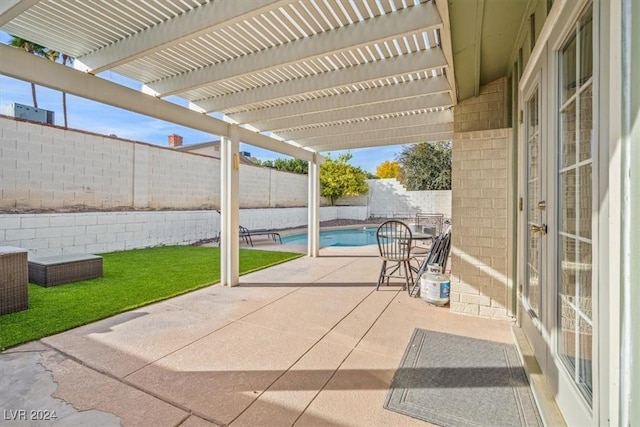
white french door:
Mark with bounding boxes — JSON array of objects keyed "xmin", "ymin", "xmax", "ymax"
[
  {"xmin": 521, "ymin": 77, "xmax": 549, "ymax": 365},
  {"xmin": 518, "ymin": 3, "xmax": 596, "ymax": 425},
  {"xmin": 556, "ymin": 5, "xmax": 595, "ymax": 418}
]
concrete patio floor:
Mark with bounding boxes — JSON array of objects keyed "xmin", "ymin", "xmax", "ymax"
[{"xmin": 1, "ymin": 245, "xmax": 514, "ymax": 427}]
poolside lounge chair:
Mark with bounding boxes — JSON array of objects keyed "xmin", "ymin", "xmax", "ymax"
[{"xmin": 239, "ymin": 226, "xmax": 282, "ymax": 247}]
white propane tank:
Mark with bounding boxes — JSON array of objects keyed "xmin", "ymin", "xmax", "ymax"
[{"xmin": 420, "ymin": 264, "xmax": 450, "ymax": 306}]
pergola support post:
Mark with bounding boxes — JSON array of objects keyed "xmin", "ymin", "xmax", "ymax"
[
  {"xmin": 220, "ymin": 125, "xmax": 240, "ymax": 286},
  {"xmin": 308, "ymin": 153, "xmax": 320, "ymax": 257}
]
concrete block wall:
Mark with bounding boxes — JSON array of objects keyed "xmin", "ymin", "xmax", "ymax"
[
  {"xmin": 238, "ymin": 167, "xmax": 309, "ymax": 208},
  {"xmin": 1, "ymin": 118, "xmax": 135, "ymax": 209},
  {"xmin": 240, "ymin": 166, "xmax": 271, "ymax": 208},
  {"xmin": 146, "ymin": 144, "xmax": 219, "ymax": 208},
  {"xmin": 0, "ymin": 206, "xmax": 369, "ymax": 257},
  {"xmin": 0, "ymin": 116, "xmax": 309, "ymax": 210},
  {"xmin": 345, "ymin": 179, "xmax": 451, "ymax": 218},
  {"xmin": 238, "ymin": 206, "xmax": 366, "ymax": 231},
  {"xmin": 1, "ymin": 117, "xmax": 448, "ymax": 215},
  {"xmin": 267, "ymin": 169, "xmax": 309, "ymax": 208},
  {"xmin": 336, "ymin": 206, "xmax": 368, "ymax": 221},
  {"xmin": 0, "ymin": 211, "xmax": 218, "ymax": 258},
  {"xmin": 453, "ymin": 78, "xmax": 507, "ymax": 133},
  {"xmin": 450, "ymin": 128, "xmax": 511, "ymax": 320}
]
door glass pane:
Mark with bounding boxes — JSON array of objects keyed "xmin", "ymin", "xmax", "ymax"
[
  {"xmin": 579, "ymin": 85, "xmax": 593, "ymax": 162},
  {"xmin": 577, "ymin": 239, "xmax": 593, "ymax": 397},
  {"xmin": 560, "ymin": 168, "xmax": 576, "ymax": 235},
  {"xmin": 526, "ymin": 90, "xmax": 540, "ymax": 316},
  {"xmin": 578, "ymin": 316, "xmax": 593, "ymax": 397},
  {"xmin": 579, "ymin": 14, "xmax": 593, "ymax": 84},
  {"xmin": 578, "ymin": 241, "xmax": 593, "ymax": 300},
  {"xmin": 557, "ymin": 6, "xmax": 594, "ymax": 406},
  {"xmin": 528, "ymin": 232, "xmax": 540, "ymax": 313},
  {"xmin": 579, "ymin": 165, "xmax": 592, "ymax": 239},
  {"xmin": 561, "ymin": 100, "xmax": 577, "ymax": 168},
  {"xmin": 561, "ymin": 35, "xmax": 577, "ymax": 104},
  {"xmin": 559, "ymin": 237, "xmax": 576, "ymax": 299}
]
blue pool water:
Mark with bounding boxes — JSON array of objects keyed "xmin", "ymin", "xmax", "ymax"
[{"xmin": 282, "ymin": 228, "xmax": 378, "ymax": 247}]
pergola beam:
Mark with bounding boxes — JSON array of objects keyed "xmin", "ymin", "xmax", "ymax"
[
  {"xmin": 192, "ymin": 49, "xmax": 448, "ymax": 112},
  {"xmin": 147, "ymin": 1, "xmax": 442, "ymax": 98},
  {"xmin": 0, "ymin": 44, "xmax": 319, "ymax": 163},
  {"xmin": 266, "ymin": 92, "xmax": 452, "ymax": 133},
  {"xmin": 227, "ymin": 75, "xmax": 451, "ymax": 126},
  {"xmin": 0, "ymin": 0, "xmax": 40, "ymax": 26},
  {"xmin": 75, "ymin": 1, "xmax": 291, "ymax": 75},
  {"xmin": 434, "ymin": 0, "xmax": 459, "ymax": 104},
  {"xmin": 302, "ymin": 123, "xmax": 453, "ymax": 147},
  {"xmin": 308, "ymin": 132, "xmax": 453, "ymax": 152},
  {"xmin": 281, "ymin": 120, "xmax": 453, "ymax": 144}
]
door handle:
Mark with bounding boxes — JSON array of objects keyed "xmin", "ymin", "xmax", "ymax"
[{"xmin": 530, "ymin": 224, "xmax": 547, "ymax": 235}]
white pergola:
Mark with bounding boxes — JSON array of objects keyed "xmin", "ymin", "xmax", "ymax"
[{"xmin": 0, "ymin": 0, "xmax": 456, "ymax": 286}]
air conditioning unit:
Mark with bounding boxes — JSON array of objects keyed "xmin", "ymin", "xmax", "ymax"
[{"xmin": 1, "ymin": 102, "xmax": 55, "ymax": 125}]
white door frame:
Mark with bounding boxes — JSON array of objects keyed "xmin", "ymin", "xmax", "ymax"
[{"xmin": 517, "ymin": 0, "xmax": 598, "ymax": 425}]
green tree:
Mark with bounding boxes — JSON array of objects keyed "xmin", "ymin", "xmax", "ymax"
[
  {"xmin": 259, "ymin": 158, "xmax": 308, "ymax": 174},
  {"xmin": 8, "ymin": 36, "xmax": 47, "ymax": 108},
  {"xmin": 375, "ymin": 160, "xmax": 402, "ymax": 178},
  {"xmin": 320, "ymin": 153, "xmax": 369, "ymax": 205},
  {"xmin": 396, "ymin": 141, "xmax": 452, "ymax": 190},
  {"xmin": 274, "ymin": 158, "xmax": 308, "ymax": 174}
]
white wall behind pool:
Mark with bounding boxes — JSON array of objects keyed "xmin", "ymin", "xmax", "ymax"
[{"xmin": 0, "ymin": 206, "xmax": 369, "ymax": 257}]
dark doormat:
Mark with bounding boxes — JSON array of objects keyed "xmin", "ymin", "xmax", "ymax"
[{"xmin": 384, "ymin": 329, "xmax": 543, "ymax": 427}]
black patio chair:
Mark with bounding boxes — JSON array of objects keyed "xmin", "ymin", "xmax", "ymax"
[{"xmin": 239, "ymin": 225, "xmax": 282, "ymax": 247}]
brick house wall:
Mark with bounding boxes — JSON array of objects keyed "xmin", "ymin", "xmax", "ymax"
[
  {"xmin": 453, "ymin": 78, "xmax": 508, "ymax": 132},
  {"xmin": 450, "ymin": 77, "xmax": 514, "ymax": 320}
]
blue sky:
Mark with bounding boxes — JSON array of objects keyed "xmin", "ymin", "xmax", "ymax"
[{"xmin": 0, "ymin": 32, "xmax": 403, "ymax": 174}]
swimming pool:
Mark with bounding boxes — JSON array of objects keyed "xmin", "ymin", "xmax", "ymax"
[{"xmin": 281, "ymin": 227, "xmax": 378, "ymax": 247}]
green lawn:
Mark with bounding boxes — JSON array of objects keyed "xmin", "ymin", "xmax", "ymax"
[{"xmin": 0, "ymin": 246, "xmax": 302, "ymax": 350}]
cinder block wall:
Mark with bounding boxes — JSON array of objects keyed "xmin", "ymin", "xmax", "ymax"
[
  {"xmin": 0, "ymin": 116, "xmax": 309, "ymax": 210},
  {"xmin": 450, "ymin": 77, "xmax": 513, "ymax": 320},
  {"xmin": 0, "ymin": 211, "xmax": 218, "ymax": 257},
  {"xmin": 0, "ymin": 118, "xmax": 136, "ymax": 208},
  {"xmin": 453, "ymin": 78, "xmax": 507, "ymax": 133},
  {"xmin": 1, "ymin": 117, "xmax": 451, "ymax": 214},
  {"xmin": 343, "ymin": 179, "xmax": 452, "ymax": 218},
  {"xmin": 0, "ymin": 206, "xmax": 369, "ymax": 257},
  {"xmin": 451, "ymin": 129, "xmax": 511, "ymax": 319}
]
